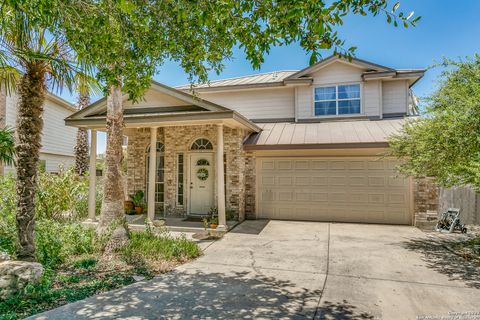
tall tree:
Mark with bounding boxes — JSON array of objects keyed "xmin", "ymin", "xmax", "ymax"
[
  {"xmin": 0, "ymin": 8, "xmax": 91, "ymax": 260},
  {"xmin": 73, "ymin": 92, "xmax": 90, "ymax": 175},
  {"xmin": 389, "ymin": 55, "xmax": 480, "ymax": 190},
  {"xmin": 10, "ymin": 0, "xmax": 420, "ymax": 247}
]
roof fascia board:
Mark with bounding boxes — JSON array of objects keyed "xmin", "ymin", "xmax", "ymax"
[
  {"xmin": 180, "ymin": 81, "xmax": 285, "ymax": 93},
  {"xmin": 67, "ymin": 80, "xmax": 232, "ymax": 121},
  {"xmin": 45, "ymin": 93, "xmax": 76, "ymax": 112},
  {"xmin": 66, "ymin": 110, "xmax": 260, "ymax": 132},
  {"xmin": 66, "ymin": 95, "xmax": 129, "ymax": 120},
  {"xmin": 285, "ymin": 55, "xmax": 394, "ymax": 80},
  {"xmin": 244, "ymin": 142, "xmax": 390, "ymax": 151},
  {"xmin": 149, "ymin": 80, "xmax": 229, "ymax": 112},
  {"xmin": 283, "ymin": 78, "xmax": 313, "ymax": 86}
]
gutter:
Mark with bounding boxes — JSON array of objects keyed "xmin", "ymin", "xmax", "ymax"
[
  {"xmin": 65, "ymin": 110, "xmax": 261, "ymax": 133},
  {"xmin": 243, "ymin": 142, "xmax": 390, "ymax": 151}
]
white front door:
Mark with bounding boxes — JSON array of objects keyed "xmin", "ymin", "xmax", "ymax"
[{"xmin": 189, "ymin": 153, "xmax": 214, "ymax": 215}]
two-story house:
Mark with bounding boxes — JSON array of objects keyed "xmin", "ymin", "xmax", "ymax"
[
  {"xmin": 1, "ymin": 91, "xmax": 77, "ymax": 174},
  {"xmin": 66, "ymin": 55, "xmax": 425, "ymax": 227}
]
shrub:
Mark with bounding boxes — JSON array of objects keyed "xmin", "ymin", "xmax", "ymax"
[
  {"xmin": 36, "ymin": 168, "xmax": 90, "ymax": 221},
  {"xmin": 0, "ymin": 174, "xmax": 17, "ymax": 256},
  {"xmin": 0, "ymin": 169, "xmax": 101, "ymax": 260},
  {"xmin": 35, "ymin": 221, "xmax": 95, "ymax": 269}
]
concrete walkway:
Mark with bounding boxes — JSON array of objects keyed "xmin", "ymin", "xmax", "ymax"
[{"xmin": 31, "ymin": 221, "xmax": 480, "ymax": 320}]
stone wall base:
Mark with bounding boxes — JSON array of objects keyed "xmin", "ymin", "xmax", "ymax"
[{"xmin": 413, "ymin": 177, "xmax": 439, "ymax": 229}]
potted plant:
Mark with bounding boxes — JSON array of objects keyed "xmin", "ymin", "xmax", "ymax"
[
  {"xmin": 207, "ymin": 207, "xmax": 219, "ymax": 229},
  {"xmin": 130, "ymin": 190, "xmax": 145, "ymax": 214},
  {"xmin": 209, "ymin": 215, "xmax": 218, "ymax": 229}
]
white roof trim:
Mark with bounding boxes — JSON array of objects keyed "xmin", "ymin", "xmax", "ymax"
[
  {"xmin": 285, "ymin": 55, "xmax": 394, "ymax": 80},
  {"xmin": 67, "ymin": 80, "xmax": 230, "ymax": 121}
]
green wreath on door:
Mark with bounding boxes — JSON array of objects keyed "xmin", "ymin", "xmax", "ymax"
[{"xmin": 196, "ymin": 168, "xmax": 209, "ymax": 181}]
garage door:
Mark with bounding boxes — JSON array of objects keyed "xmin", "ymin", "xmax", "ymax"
[{"xmin": 257, "ymin": 157, "xmax": 412, "ymax": 225}]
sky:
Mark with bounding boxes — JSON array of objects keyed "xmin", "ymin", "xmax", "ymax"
[{"xmin": 59, "ymin": 0, "xmax": 480, "ymax": 154}]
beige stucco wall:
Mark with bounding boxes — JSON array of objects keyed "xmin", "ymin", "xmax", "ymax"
[{"xmin": 126, "ymin": 125, "xmax": 251, "ymax": 220}]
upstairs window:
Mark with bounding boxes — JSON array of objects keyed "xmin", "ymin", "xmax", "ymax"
[{"xmin": 314, "ymin": 84, "xmax": 361, "ymax": 116}]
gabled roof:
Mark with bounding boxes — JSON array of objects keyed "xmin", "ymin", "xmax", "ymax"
[
  {"xmin": 284, "ymin": 55, "xmax": 394, "ymax": 80},
  {"xmin": 177, "ymin": 55, "xmax": 424, "ymax": 92},
  {"xmin": 67, "ymin": 80, "xmax": 230, "ymax": 121},
  {"xmin": 65, "ymin": 80, "xmax": 260, "ymax": 132}
]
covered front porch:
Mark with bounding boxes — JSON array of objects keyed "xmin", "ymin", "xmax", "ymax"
[{"xmin": 65, "ymin": 81, "xmax": 260, "ymax": 230}]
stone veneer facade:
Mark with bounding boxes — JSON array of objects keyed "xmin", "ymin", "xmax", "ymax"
[
  {"xmin": 126, "ymin": 125, "xmax": 255, "ymax": 221},
  {"xmin": 413, "ymin": 177, "xmax": 439, "ymax": 226},
  {"xmin": 126, "ymin": 125, "xmax": 439, "ymax": 225},
  {"xmin": 414, "ymin": 177, "xmax": 439, "ymax": 214}
]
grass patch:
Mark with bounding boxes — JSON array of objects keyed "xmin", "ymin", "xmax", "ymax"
[
  {"xmin": 0, "ymin": 266, "xmax": 135, "ymax": 320},
  {"xmin": 120, "ymin": 228, "xmax": 201, "ymax": 274}
]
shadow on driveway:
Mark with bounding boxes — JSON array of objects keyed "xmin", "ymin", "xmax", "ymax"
[
  {"xmin": 401, "ymin": 236, "xmax": 480, "ymax": 289},
  {"xmin": 33, "ymin": 269, "xmax": 325, "ymax": 319},
  {"xmin": 229, "ymin": 219, "xmax": 270, "ymax": 235},
  {"xmin": 315, "ymin": 300, "xmax": 375, "ymax": 320}
]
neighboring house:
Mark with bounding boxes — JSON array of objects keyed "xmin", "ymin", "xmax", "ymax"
[
  {"xmin": 66, "ymin": 55, "xmax": 426, "ymax": 227},
  {"xmin": 0, "ymin": 90, "xmax": 77, "ymax": 174}
]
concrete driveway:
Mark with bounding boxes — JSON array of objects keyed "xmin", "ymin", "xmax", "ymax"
[{"xmin": 32, "ymin": 221, "xmax": 480, "ymax": 320}]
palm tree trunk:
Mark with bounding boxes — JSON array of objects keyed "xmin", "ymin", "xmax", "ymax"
[
  {"xmin": 97, "ymin": 84, "xmax": 127, "ymax": 238},
  {"xmin": 74, "ymin": 93, "xmax": 90, "ymax": 175},
  {"xmin": 16, "ymin": 63, "xmax": 46, "ymax": 261}
]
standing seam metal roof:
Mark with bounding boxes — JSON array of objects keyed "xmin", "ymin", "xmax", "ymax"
[
  {"xmin": 244, "ymin": 118, "xmax": 410, "ymax": 146},
  {"xmin": 176, "ymin": 71, "xmax": 298, "ymax": 89}
]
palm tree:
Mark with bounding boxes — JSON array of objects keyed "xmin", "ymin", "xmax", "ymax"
[
  {"xmin": 0, "ymin": 11, "xmax": 91, "ymax": 261},
  {"xmin": 0, "ymin": 126, "xmax": 15, "ymax": 167},
  {"xmin": 74, "ymin": 92, "xmax": 90, "ymax": 175}
]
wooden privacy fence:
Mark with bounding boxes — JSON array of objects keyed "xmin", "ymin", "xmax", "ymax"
[{"xmin": 438, "ymin": 186, "xmax": 480, "ymax": 225}]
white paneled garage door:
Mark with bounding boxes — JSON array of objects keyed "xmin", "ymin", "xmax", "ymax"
[{"xmin": 257, "ymin": 157, "xmax": 412, "ymax": 225}]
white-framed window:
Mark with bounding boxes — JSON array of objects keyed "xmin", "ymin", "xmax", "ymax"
[
  {"xmin": 176, "ymin": 153, "xmax": 184, "ymax": 206},
  {"xmin": 190, "ymin": 138, "xmax": 213, "ymax": 150},
  {"xmin": 314, "ymin": 84, "xmax": 361, "ymax": 116}
]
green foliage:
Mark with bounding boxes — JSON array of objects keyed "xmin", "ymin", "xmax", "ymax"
[
  {"xmin": 35, "ymin": 221, "xmax": 95, "ymax": 269},
  {"xmin": 6, "ymin": 0, "xmax": 419, "ymax": 100},
  {"xmin": 0, "ymin": 171, "xmax": 98, "ymax": 261},
  {"xmin": 72, "ymin": 257, "xmax": 97, "ymax": 270},
  {"xmin": 0, "ymin": 127, "xmax": 15, "ymax": 166},
  {"xmin": 0, "ymin": 174, "xmax": 17, "ymax": 256},
  {"xmin": 226, "ymin": 208, "xmax": 236, "ymax": 221},
  {"xmin": 121, "ymin": 228, "xmax": 201, "ymax": 263},
  {"xmin": 388, "ymin": 55, "xmax": 480, "ymax": 190},
  {"xmin": 36, "ymin": 168, "xmax": 90, "ymax": 220},
  {"xmin": 130, "ymin": 190, "xmax": 144, "ymax": 207},
  {"xmin": 0, "ymin": 269, "xmax": 134, "ymax": 320}
]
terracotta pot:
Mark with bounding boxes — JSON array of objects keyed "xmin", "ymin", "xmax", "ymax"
[
  {"xmin": 209, "ymin": 224, "xmax": 218, "ymax": 229},
  {"xmin": 135, "ymin": 206, "xmax": 143, "ymax": 215},
  {"xmin": 124, "ymin": 201, "xmax": 134, "ymax": 211}
]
